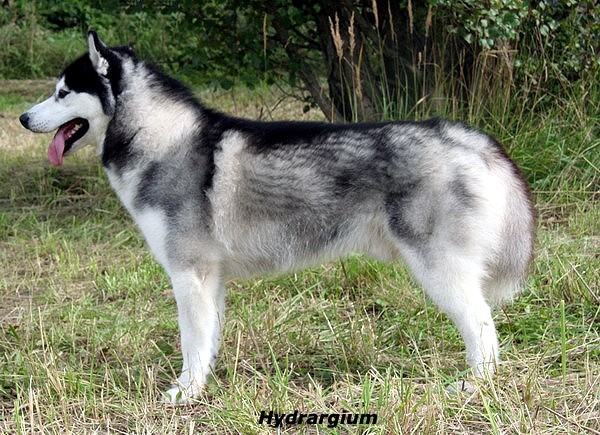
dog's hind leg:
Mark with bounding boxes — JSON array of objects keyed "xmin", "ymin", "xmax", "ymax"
[
  {"xmin": 163, "ymin": 266, "xmax": 225, "ymax": 404},
  {"xmin": 406, "ymin": 253, "xmax": 499, "ymax": 380}
]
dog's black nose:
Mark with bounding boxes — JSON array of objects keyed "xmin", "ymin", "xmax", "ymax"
[{"xmin": 19, "ymin": 113, "xmax": 29, "ymax": 128}]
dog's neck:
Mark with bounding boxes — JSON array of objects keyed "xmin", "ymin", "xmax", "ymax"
[{"xmin": 105, "ymin": 65, "xmax": 204, "ymax": 160}]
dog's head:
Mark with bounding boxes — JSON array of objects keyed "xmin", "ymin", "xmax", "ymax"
[{"xmin": 19, "ymin": 32, "xmax": 133, "ymax": 166}]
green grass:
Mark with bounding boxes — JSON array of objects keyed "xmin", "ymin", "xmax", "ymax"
[{"xmin": 0, "ymin": 81, "xmax": 598, "ymax": 434}]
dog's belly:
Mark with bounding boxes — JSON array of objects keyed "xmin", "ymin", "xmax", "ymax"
[{"xmin": 216, "ymin": 212, "xmax": 401, "ymax": 279}]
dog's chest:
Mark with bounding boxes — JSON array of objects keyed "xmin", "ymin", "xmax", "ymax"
[
  {"xmin": 105, "ymin": 167, "xmax": 171, "ymax": 270},
  {"xmin": 105, "ymin": 167, "xmax": 141, "ymax": 212}
]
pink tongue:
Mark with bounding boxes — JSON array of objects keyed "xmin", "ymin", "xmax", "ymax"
[{"xmin": 48, "ymin": 128, "xmax": 66, "ymax": 166}]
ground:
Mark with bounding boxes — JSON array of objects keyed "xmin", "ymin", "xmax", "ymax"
[{"xmin": 0, "ymin": 80, "xmax": 598, "ymax": 434}]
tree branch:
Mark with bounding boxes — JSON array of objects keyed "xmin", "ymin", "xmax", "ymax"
[{"xmin": 265, "ymin": 1, "xmax": 345, "ymax": 122}]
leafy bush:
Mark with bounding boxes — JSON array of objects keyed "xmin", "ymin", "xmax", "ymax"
[
  {"xmin": 1, "ymin": 0, "xmax": 597, "ymax": 121},
  {"xmin": 436, "ymin": 0, "xmax": 599, "ymax": 85},
  {"xmin": 0, "ymin": 2, "xmax": 81, "ymax": 79},
  {"xmin": 0, "ymin": 1, "xmax": 207, "ymax": 83}
]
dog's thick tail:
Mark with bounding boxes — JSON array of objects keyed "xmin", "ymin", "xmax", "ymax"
[{"xmin": 483, "ymin": 145, "xmax": 536, "ymax": 306}]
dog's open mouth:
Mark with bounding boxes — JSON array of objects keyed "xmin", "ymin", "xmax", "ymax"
[{"xmin": 48, "ymin": 118, "xmax": 89, "ymax": 166}]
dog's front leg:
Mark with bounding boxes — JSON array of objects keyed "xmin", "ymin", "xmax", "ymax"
[{"xmin": 163, "ymin": 266, "xmax": 225, "ymax": 404}]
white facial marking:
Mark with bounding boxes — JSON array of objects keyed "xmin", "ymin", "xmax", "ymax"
[{"xmin": 21, "ymin": 75, "xmax": 110, "ymax": 154}]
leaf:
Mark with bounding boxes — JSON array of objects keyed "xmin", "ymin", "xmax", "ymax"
[{"xmin": 220, "ymin": 78, "xmax": 234, "ymax": 90}]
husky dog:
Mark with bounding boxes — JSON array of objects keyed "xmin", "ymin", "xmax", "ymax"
[{"xmin": 20, "ymin": 32, "xmax": 535, "ymax": 403}]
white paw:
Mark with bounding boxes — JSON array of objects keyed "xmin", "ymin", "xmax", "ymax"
[
  {"xmin": 471, "ymin": 360, "xmax": 497, "ymax": 379},
  {"xmin": 162, "ymin": 383, "xmax": 203, "ymax": 404}
]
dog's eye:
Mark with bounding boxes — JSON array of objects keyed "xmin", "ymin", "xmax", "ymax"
[{"xmin": 57, "ymin": 90, "xmax": 70, "ymax": 99}]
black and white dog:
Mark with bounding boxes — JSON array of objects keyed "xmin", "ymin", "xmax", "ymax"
[{"xmin": 20, "ymin": 32, "xmax": 535, "ymax": 403}]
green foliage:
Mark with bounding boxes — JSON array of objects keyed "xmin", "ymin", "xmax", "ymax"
[
  {"xmin": 0, "ymin": 1, "xmax": 597, "ymax": 118},
  {"xmin": 0, "ymin": 13, "xmax": 82, "ymax": 79},
  {"xmin": 437, "ymin": 0, "xmax": 528, "ymax": 49},
  {"xmin": 520, "ymin": 0, "xmax": 599, "ymax": 84},
  {"xmin": 435, "ymin": 0, "xmax": 599, "ymax": 84},
  {"xmin": 0, "ymin": 2, "xmax": 203, "ymax": 83}
]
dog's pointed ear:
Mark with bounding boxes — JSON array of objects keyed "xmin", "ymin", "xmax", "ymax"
[{"xmin": 88, "ymin": 30, "xmax": 110, "ymax": 76}]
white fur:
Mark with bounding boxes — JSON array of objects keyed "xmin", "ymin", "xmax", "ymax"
[
  {"xmin": 135, "ymin": 208, "xmax": 171, "ymax": 271},
  {"xmin": 105, "ymin": 168, "xmax": 139, "ymax": 212},
  {"xmin": 88, "ymin": 33, "xmax": 109, "ymax": 76},
  {"xmin": 163, "ymin": 267, "xmax": 225, "ymax": 403}
]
